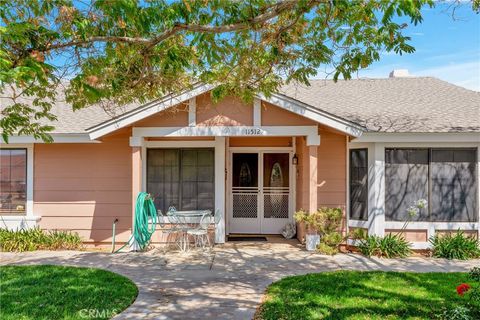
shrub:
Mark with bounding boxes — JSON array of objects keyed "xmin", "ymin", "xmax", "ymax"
[
  {"xmin": 378, "ymin": 233, "xmax": 411, "ymax": 258},
  {"xmin": 429, "ymin": 231, "xmax": 480, "ymax": 260},
  {"xmin": 440, "ymin": 306, "xmax": 472, "ymax": 320},
  {"xmin": 315, "ymin": 208, "xmax": 344, "ymax": 255},
  {"xmin": 0, "ymin": 227, "xmax": 83, "ymax": 252},
  {"xmin": 358, "ymin": 235, "xmax": 381, "ymax": 257},
  {"xmin": 469, "ymin": 267, "xmax": 480, "ymax": 282},
  {"xmin": 444, "ymin": 267, "xmax": 480, "ymax": 320},
  {"xmin": 349, "ymin": 228, "xmax": 367, "ymax": 241},
  {"xmin": 295, "ymin": 207, "xmax": 344, "ymax": 255},
  {"xmin": 358, "ymin": 233, "xmax": 411, "ymax": 258},
  {"xmin": 318, "ymin": 232, "xmax": 343, "ymax": 255}
]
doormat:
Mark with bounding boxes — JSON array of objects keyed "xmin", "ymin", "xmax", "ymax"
[{"xmin": 228, "ymin": 236, "xmax": 267, "ymax": 242}]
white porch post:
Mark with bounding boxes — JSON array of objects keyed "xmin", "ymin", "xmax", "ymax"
[
  {"xmin": 214, "ymin": 136, "xmax": 226, "ymax": 243},
  {"xmin": 368, "ymin": 143, "xmax": 386, "ymax": 236}
]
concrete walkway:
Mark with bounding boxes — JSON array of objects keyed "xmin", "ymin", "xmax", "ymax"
[{"xmin": 1, "ymin": 242, "xmax": 479, "ymax": 320}]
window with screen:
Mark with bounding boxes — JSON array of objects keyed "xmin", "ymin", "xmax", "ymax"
[
  {"xmin": 385, "ymin": 149, "xmax": 429, "ymax": 221},
  {"xmin": 147, "ymin": 148, "xmax": 214, "ymax": 214},
  {"xmin": 430, "ymin": 149, "xmax": 477, "ymax": 222},
  {"xmin": 349, "ymin": 149, "xmax": 368, "ymax": 221},
  {"xmin": 385, "ymin": 148, "xmax": 477, "ymax": 222},
  {"xmin": 0, "ymin": 149, "xmax": 27, "ymax": 215}
]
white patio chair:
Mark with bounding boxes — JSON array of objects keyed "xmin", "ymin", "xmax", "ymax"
[
  {"xmin": 157, "ymin": 209, "xmax": 183, "ymax": 251},
  {"xmin": 186, "ymin": 212, "xmax": 212, "ymax": 250}
]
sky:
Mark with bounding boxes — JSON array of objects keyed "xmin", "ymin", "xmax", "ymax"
[{"xmin": 355, "ymin": 2, "xmax": 480, "ymax": 91}]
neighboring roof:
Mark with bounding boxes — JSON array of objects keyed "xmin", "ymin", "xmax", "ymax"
[
  {"xmin": 0, "ymin": 84, "xmax": 138, "ymax": 134},
  {"xmin": 280, "ymin": 77, "xmax": 480, "ymax": 133},
  {"xmin": 1, "ymin": 77, "xmax": 479, "ymax": 138}
]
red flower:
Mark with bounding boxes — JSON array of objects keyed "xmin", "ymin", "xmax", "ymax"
[{"xmin": 456, "ymin": 283, "xmax": 471, "ymax": 296}]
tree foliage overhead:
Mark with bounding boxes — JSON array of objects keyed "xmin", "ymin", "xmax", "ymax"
[{"xmin": 1, "ymin": 0, "xmax": 477, "ymax": 142}]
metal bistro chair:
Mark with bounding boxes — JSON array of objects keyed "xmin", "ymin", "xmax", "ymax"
[
  {"xmin": 158, "ymin": 207, "xmax": 183, "ymax": 251},
  {"xmin": 186, "ymin": 211, "xmax": 212, "ymax": 250}
]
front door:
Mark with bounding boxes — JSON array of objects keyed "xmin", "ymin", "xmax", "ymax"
[{"xmin": 229, "ymin": 152, "xmax": 292, "ymax": 234}]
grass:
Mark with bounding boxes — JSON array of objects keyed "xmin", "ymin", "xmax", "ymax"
[
  {"xmin": 0, "ymin": 265, "xmax": 138, "ymax": 320},
  {"xmin": 257, "ymin": 271, "xmax": 474, "ymax": 320}
]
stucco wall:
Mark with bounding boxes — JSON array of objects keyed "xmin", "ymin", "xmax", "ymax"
[{"xmin": 35, "ymin": 130, "xmax": 132, "ymax": 244}]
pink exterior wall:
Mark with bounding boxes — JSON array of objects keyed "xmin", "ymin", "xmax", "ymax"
[
  {"xmin": 196, "ymin": 93, "xmax": 253, "ymax": 126},
  {"xmin": 35, "ymin": 130, "xmax": 132, "ymax": 244}
]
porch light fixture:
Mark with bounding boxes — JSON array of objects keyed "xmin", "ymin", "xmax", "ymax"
[{"xmin": 292, "ymin": 154, "xmax": 298, "ymax": 165}]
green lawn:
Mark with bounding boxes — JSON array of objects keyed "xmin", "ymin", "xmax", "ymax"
[
  {"xmin": 257, "ymin": 271, "xmax": 475, "ymax": 320},
  {"xmin": 0, "ymin": 265, "xmax": 138, "ymax": 320}
]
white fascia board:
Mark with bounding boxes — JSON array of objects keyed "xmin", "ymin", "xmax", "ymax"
[
  {"xmin": 87, "ymin": 83, "xmax": 214, "ymax": 139},
  {"xmin": 132, "ymin": 125, "xmax": 319, "ymax": 139},
  {"xmin": 258, "ymin": 93, "xmax": 365, "ymax": 137},
  {"xmin": 1, "ymin": 134, "xmax": 98, "ymax": 144},
  {"xmin": 351, "ymin": 132, "xmax": 480, "ymax": 143}
]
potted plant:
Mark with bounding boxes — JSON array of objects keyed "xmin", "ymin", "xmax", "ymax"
[{"xmin": 294, "ymin": 210, "xmax": 321, "ymax": 251}]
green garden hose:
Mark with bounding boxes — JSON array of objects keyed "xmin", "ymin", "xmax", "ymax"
[{"xmin": 113, "ymin": 192, "xmax": 157, "ymax": 253}]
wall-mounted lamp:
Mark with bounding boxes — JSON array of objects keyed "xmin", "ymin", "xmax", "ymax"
[{"xmin": 292, "ymin": 154, "xmax": 298, "ymax": 165}]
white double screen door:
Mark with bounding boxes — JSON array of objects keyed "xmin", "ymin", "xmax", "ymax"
[{"xmin": 228, "ymin": 150, "xmax": 294, "ymax": 234}]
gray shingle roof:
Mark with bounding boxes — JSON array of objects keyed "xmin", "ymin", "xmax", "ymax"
[
  {"xmin": 280, "ymin": 77, "xmax": 480, "ymax": 133},
  {"xmin": 1, "ymin": 77, "xmax": 479, "ymax": 134},
  {"xmin": 0, "ymin": 84, "xmax": 139, "ymax": 134}
]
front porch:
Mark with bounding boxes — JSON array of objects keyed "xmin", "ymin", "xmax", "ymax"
[{"xmin": 130, "ymin": 133, "xmax": 323, "ymax": 245}]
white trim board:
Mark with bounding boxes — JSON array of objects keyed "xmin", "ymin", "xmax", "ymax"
[
  {"xmin": 352, "ymin": 132, "xmax": 480, "ymax": 143},
  {"xmin": 2, "ymin": 134, "xmax": 99, "ymax": 144},
  {"xmin": 259, "ymin": 92, "xmax": 364, "ymax": 137},
  {"xmin": 131, "ymin": 126, "xmax": 321, "ymax": 146}
]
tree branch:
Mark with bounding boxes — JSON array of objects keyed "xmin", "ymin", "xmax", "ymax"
[{"xmin": 44, "ymin": 0, "xmax": 308, "ymax": 52}]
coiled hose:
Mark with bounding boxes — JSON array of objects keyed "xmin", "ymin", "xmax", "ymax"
[{"xmin": 113, "ymin": 192, "xmax": 157, "ymax": 253}]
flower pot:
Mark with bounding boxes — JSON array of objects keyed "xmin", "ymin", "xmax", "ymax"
[{"xmin": 305, "ymin": 233, "xmax": 320, "ymax": 251}]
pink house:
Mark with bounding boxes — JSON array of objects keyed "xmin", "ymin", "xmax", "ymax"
[{"xmin": 1, "ymin": 74, "xmax": 479, "ymax": 248}]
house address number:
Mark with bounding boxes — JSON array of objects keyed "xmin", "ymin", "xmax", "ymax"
[{"xmin": 243, "ymin": 128, "xmax": 263, "ymax": 135}]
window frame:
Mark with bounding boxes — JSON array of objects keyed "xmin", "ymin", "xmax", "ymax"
[
  {"xmin": 0, "ymin": 144, "xmax": 34, "ymax": 217},
  {"xmin": 146, "ymin": 147, "xmax": 215, "ymax": 213},
  {"xmin": 384, "ymin": 147, "xmax": 478, "ymax": 223},
  {"xmin": 349, "ymin": 148, "xmax": 369, "ymax": 221}
]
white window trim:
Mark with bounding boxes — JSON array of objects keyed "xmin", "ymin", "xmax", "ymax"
[
  {"xmin": 140, "ymin": 138, "xmax": 226, "ymax": 243},
  {"xmin": 0, "ymin": 144, "xmax": 37, "ymax": 222},
  {"xmin": 347, "ymin": 141, "xmax": 480, "ymax": 242}
]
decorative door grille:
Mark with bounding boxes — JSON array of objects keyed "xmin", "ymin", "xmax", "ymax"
[{"xmin": 232, "ymin": 187, "xmax": 259, "ymax": 218}]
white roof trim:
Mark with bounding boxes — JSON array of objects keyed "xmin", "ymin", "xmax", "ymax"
[
  {"xmin": 87, "ymin": 83, "xmax": 214, "ymax": 139},
  {"xmin": 1, "ymin": 134, "xmax": 99, "ymax": 144},
  {"xmin": 259, "ymin": 92, "xmax": 365, "ymax": 137},
  {"xmin": 351, "ymin": 132, "xmax": 480, "ymax": 143}
]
